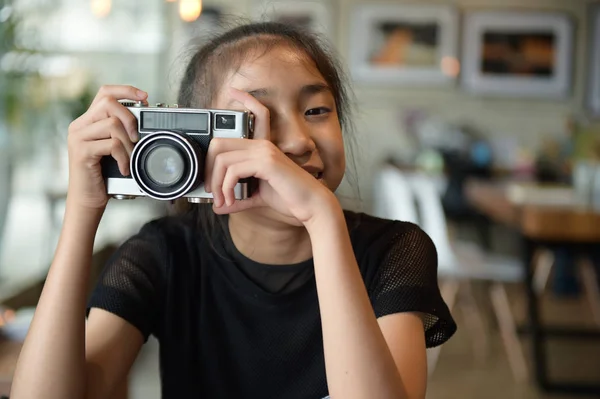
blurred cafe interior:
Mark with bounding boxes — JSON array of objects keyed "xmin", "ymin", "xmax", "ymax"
[{"xmin": 1, "ymin": 0, "xmax": 600, "ymax": 398}]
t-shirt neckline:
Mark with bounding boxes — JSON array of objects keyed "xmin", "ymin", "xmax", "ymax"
[{"xmin": 217, "ymin": 215, "xmax": 317, "ymax": 306}]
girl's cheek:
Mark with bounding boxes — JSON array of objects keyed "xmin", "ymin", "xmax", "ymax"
[{"xmin": 320, "ymin": 136, "xmax": 345, "ymax": 164}]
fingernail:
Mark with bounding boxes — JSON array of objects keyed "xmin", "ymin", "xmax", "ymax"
[
  {"xmin": 136, "ymin": 90, "xmax": 147, "ymax": 99},
  {"xmin": 130, "ymin": 131, "xmax": 139, "ymax": 143}
]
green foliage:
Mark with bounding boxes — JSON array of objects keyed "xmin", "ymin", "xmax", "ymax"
[
  {"xmin": 0, "ymin": 0, "xmax": 41, "ymax": 131},
  {"xmin": 61, "ymin": 84, "xmax": 97, "ymax": 121}
]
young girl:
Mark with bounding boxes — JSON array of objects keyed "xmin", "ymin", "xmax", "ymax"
[{"xmin": 11, "ymin": 22, "xmax": 455, "ymax": 399}]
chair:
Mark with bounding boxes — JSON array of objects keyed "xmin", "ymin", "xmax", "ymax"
[
  {"xmin": 407, "ymin": 171, "xmax": 529, "ymax": 382},
  {"xmin": 372, "ymin": 165, "xmax": 419, "ymax": 224},
  {"xmin": 373, "ymin": 167, "xmax": 453, "ymax": 376}
]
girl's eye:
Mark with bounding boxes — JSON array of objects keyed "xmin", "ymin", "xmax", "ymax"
[{"xmin": 305, "ymin": 107, "xmax": 331, "ymax": 116}]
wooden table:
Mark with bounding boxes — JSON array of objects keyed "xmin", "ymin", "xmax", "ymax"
[
  {"xmin": 0, "ymin": 337, "xmax": 22, "ymax": 398},
  {"xmin": 465, "ymin": 179, "xmax": 600, "ymax": 396},
  {"xmin": 465, "ymin": 180, "xmax": 600, "ymax": 242}
]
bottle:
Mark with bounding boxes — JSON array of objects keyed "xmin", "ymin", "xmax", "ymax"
[{"xmin": 572, "ymin": 160, "xmax": 594, "ymax": 207}]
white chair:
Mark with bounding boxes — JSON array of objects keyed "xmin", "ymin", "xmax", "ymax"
[
  {"xmin": 373, "ymin": 166, "xmax": 449, "ymax": 376},
  {"xmin": 372, "ymin": 165, "xmax": 419, "ymax": 224},
  {"xmin": 407, "ymin": 171, "xmax": 529, "ymax": 382}
]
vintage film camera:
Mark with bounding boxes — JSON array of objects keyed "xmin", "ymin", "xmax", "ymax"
[{"xmin": 101, "ymin": 101, "xmax": 256, "ymax": 203}]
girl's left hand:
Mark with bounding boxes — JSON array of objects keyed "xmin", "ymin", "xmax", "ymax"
[{"xmin": 203, "ymin": 88, "xmax": 338, "ymax": 225}]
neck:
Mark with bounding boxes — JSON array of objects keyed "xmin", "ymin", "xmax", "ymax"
[{"xmin": 228, "ymin": 210, "xmax": 313, "ymax": 265}]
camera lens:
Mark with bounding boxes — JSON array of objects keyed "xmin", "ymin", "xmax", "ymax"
[
  {"xmin": 130, "ymin": 131, "xmax": 204, "ymax": 200},
  {"xmin": 144, "ymin": 146, "xmax": 185, "ymax": 186}
]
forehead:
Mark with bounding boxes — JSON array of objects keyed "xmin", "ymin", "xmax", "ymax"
[{"xmin": 225, "ymin": 45, "xmax": 326, "ymax": 88}]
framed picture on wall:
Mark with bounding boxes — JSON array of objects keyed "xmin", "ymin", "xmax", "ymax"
[
  {"xmin": 254, "ymin": 1, "xmax": 335, "ymax": 39},
  {"xmin": 587, "ymin": 5, "xmax": 600, "ymax": 117},
  {"xmin": 461, "ymin": 11, "xmax": 574, "ymax": 99},
  {"xmin": 348, "ymin": 4, "xmax": 459, "ymax": 85}
]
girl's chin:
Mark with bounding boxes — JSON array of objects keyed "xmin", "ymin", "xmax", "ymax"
[
  {"xmin": 233, "ymin": 207, "xmax": 305, "ymax": 228},
  {"xmin": 259, "ymin": 208, "xmax": 305, "ymax": 227}
]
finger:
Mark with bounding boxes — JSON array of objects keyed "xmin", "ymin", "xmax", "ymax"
[
  {"xmin": 91, "ymin": 98, "xmax": 140, "ymax": 142},
  {"xmin": 228, "ymin": 88, "xmax": 270, "ymax": 140},
  {"xmin": 212, "ymin": 192, "xmax": 265, "ymax": 215},
  {"xmin": 209, "ymin": 150, "xmax": 250, "ymax": 206},
  {"xmin": 78, "ymin": 116, "xmax": 135, "ymax": 156},
  {"xmin": 205, "ymin": 139, "xmax": 254, "ymax": 193},
  {"xmin": 73, "ymin": 98, "xmax": 139, "ymax": 143},
  {"xmin": 221, "ymin": 161, "xmax": 257, "ymax": 207},
  {"xmin": 91, "ymin": 85, "xmax": 147, "ymax": 108},
  {"xmin": 81, "ymin": 138, "xmax": 130, "ymax": 175},
  {"xmin": 109, "ymin": 138, "xmax": 131, "ymax": 176},
  {"xmin": 70, "ymin": 86, "xmax": 148, "ymax": 139}
]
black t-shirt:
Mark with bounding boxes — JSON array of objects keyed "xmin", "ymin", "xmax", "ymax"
[
  {"xmin": 220, "ymin": 217, "xmax": 315, "ymax": 294},
  {"xmin": 87, "ymin": 210, "xmax": 456, "ymax": 399}
]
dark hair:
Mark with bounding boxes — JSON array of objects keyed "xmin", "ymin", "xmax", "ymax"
[{"xmin": 172, "ymin": 21, "xmax": 358, "ymax": 242}]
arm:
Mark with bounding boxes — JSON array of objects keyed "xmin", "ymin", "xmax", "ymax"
[
  {"xmin": 10, "ymin": 205, "xmax": 143, "ymax": 399},
  {"xmin": 85, "ymin": 308, "xmax": 144, "ymax": 399},
  {"xmin": 11, "ymin": 85, "xmax": 150, "ymax": 399},
  {"xmin": 306, "ymin": 204, "xmax": 426, "ymax": 399}
]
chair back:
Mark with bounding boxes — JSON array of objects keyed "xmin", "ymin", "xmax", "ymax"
[
  {"xmin": 408, "ymin": 172, "xmax": 458, "ymax": 270},
  {"xmin": 372, "ymin": 166, "xmax": 419, "ymax": 224}
]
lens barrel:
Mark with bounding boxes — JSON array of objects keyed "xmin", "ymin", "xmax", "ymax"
[{"xmin": 130, "ymin": 131, "xmax": 204, "ymax": 200}]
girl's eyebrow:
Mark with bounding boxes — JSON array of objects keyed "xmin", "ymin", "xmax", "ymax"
[
  {"xmin": 247, "ymin": 88, "xmax": 270, "ymax": 98},
  {"xmin": 226, "ymin": 83, "xmax": 332, "ymax": 107},
  {"xmin": 299, "ymin": 83, "xmax": 331, "ymax": 99},
  {"xmin": 246, "ymin": 83, "xmax": 331, "ymax": 100}
]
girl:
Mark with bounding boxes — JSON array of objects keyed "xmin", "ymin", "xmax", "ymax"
[{"xmin": 11, "ymin": 22, "xmax": 455, "ymax": 399}]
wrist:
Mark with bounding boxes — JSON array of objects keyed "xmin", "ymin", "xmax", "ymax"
[
  {"xmin": 55, "ymin": 202, "xmax": 104, "ymax": 258},
  {"xmin": 64, "ymin": 197, "xmax": 105, "ymax": 227},
  {"xmin": 304, "ymin": 194, "xmax": 345, "ymax": 235}
]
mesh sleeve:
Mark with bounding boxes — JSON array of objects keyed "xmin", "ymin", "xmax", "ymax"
[
  {"xmin": 370, "ymin": 223, "xmax": 456, "ymax": 348},
  {"xmin": 87, "ymin": 221, "xmax": 165, "ymax": 341}
]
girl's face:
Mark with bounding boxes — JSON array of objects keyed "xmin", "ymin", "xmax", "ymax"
[{"xmin": 213, "ymin": 45, "xmax": 346, "ymax": 196}]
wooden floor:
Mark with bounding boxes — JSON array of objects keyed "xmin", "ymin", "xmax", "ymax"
[{"xmin": 426, "ymin": 284, "xmax": 600, "ymax": 399}]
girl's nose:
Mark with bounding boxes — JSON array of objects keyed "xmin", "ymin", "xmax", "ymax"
[{"xmin": 272, "ymin": 115, "xmax": 316, "ymax": 159}]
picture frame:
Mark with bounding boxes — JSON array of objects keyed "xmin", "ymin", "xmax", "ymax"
[
  {"xmin": 587, "ymin": 4, "xmax": 600, "ymax": 117},
  {"xmin": 253, "ymin": 1, "xmax": 335, "ymax": 40},
  {"xmin": 461, "ymin": 11, "xmax": 574, "ymax": 99},
  {"xmin": 348, "ymin": 4, "xmax": 459, "ymax": 86}
]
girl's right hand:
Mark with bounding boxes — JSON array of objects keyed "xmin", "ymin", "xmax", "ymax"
[{"xmin": 66, "ymin": 85, "xmax": 148, "ymax": 210}]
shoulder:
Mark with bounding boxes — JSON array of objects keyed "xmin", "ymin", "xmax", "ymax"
[
  {"xmin": 348, "ymin": 213, "xmax": 456, "ymax": 347},
  {"xmin": 132, "ymin": 212, "xmax": 201, "ymax": 244},
  {"xmin": 111, "ymin": 213, "xmax": 204, "ymax": 264},
  {"xmin": 344, "ymin": 210, "xmax": 436, "ymax": 280},
  {"xmin": 344, "ymin": 210, "xmax": 432, "ymax": 258}
]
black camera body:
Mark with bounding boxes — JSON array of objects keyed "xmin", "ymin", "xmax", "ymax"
[{"xmin": 101, "ymin": 101, "xmax": 256, "ymax": 202}]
